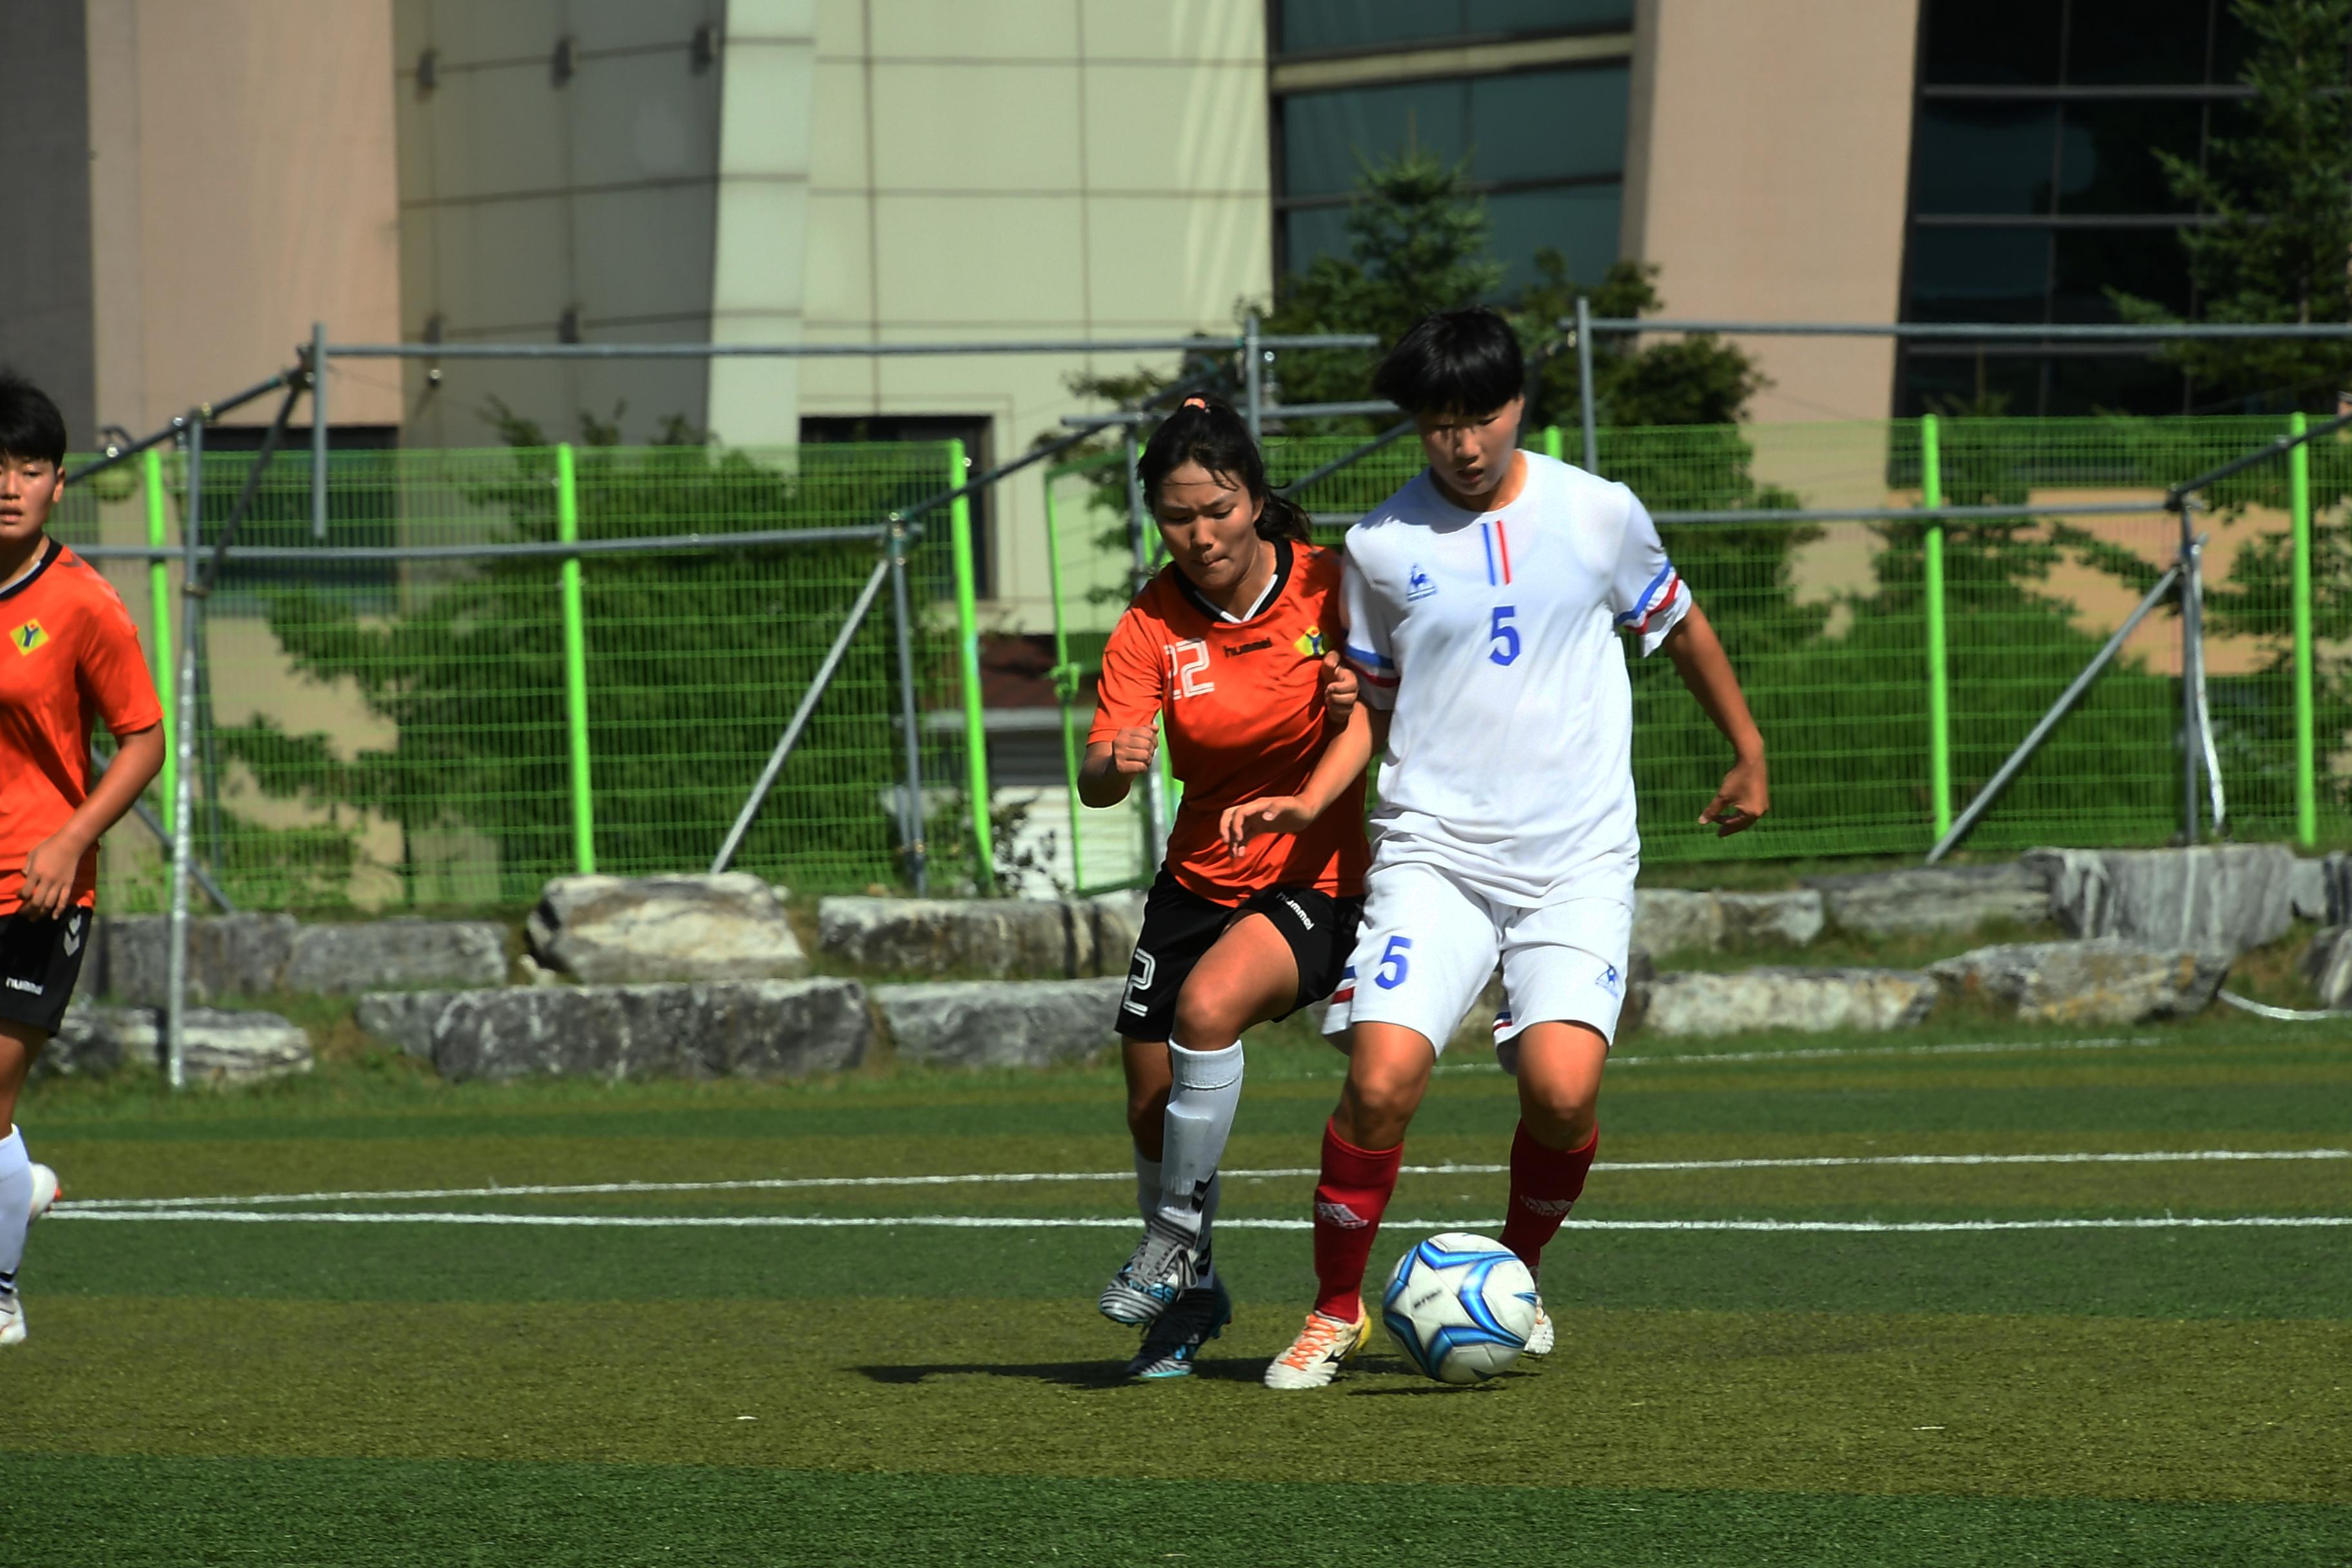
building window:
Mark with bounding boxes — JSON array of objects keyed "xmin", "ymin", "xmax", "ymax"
[
  {"xmin": 1896, "ymin": 0, "xmax": 2259, "ymax": 416},
  {"xmin": 1270, "ymin": 4, "xmax": 1634, "ymax": 296}
]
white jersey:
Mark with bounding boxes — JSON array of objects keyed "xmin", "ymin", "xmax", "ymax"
[{"xmin": 1340, "ymin": 451, "xmax": 1689, "ymax": 908}]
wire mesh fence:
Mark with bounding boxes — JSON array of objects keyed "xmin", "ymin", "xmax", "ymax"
[
  {"xmin": 68, "ymin": 443, "xmax": 974, "ymax": 913},
  {"xmin": 1049, "ymin": 416, "xmax": 2340, "ymax": 888}
]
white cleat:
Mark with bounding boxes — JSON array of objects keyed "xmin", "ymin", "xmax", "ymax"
[
  {"xmin": 1263, "ymin": 1304, "xmax": 1369, "ymax": 1389},
  {"xmin": 27, "ymin": 1162, "xmax": 58, "ymax": 1224},
  {"xmin": 0, "ymin": 1293, "xmax": 23, "ymax": 1348},
  {"xmin": 1523, "ymin": 1300, "xmax": 1553, "ymax": 1357}
]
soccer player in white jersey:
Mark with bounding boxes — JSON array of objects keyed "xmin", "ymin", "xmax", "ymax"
[{"xmin": 1264, "ymin": 308, "xmax": 1768, "ymax": 1389}]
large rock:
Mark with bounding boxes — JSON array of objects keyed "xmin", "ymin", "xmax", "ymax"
[
  {"xmin": 1805, "ymin": 863, "xmax": 2054, "ymax": 939},
  {"xmin": 98, "ymin": 914, "xmax": 511, "ymax": 1001},
  {"xmin": 1632, "ymin": 890, "xmax": 1722, "ymax": 956},
  {"xmin": 1641, "ymin": 968, "xmax": 1939, "ymax": 1037},
  {"xmin": 40, "ymin": 1004, "xmax": 312, "ymax": 1083},
  {"xmin": 1717, "ymin": 890, "xmax": 1826, "ymax": 948},
  {"xmin": 528, "ymin": 874, "xmax": 807, "ymax": 984},
  {"xmin": 2028, "ymin": 844, "xmax": 2297, "ymax": 957},
  {"xmin": 876, "ymin": 977, "xmax": 1127, "ymax": 1068},
  {"xmin": 1930, "ymin": 939, "xmax": 2228, "ymax": 1024},
  {"xmin": 818, "ymin": 896, "xmax": 1119, "ymax": 978},
  {"xmin": 96, "ymin": 913, "xmax": 299, "ymax": 1004},
  {"xmin": 358, "ymin": 979, "xmax": 868, "ymax": 1082},
  {"xmin": 2302, "ymin": 928, "xmax": 2352, "ymax": 1011}
]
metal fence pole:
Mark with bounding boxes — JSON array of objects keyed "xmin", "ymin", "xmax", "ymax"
[
  {"xmin": 887, "ymin": 521, "xmax": 928, "ymax": 895},
  {"xmin": 1574, "ymin": 295, "xmax": 1598, "ymax": 473},
  {"xmin": 945, "ymin": 439, "xmax": 994, "ymax": 888},
  {"xmin": 309, "ymin": 321, "xmax": 328, "ymax": 540},
  {"xmin": 1921, "ymin": 413, "xmax": 1952, "ymax": 840},
  {"xmin": 143, "ymin": 449, "xmax": 175, "ymax": 833},
  {"xmin": 1122, "ymin": 427, "xmax": 1169, "ymax": 868},
  {"xmin": 164, "ymin": 419, "xmax": 204, "ymax": 1092},
  {"xmin": 2290, "ymin": 411, "xmax": 2317, "ymax": 847},
  {"xmin": 1244, "ymin": 312, "xmax": 1263, "ymax": 444},
  {"xmin": 555, "ymin": 444, "xmax": 596, "ymax": 874}
]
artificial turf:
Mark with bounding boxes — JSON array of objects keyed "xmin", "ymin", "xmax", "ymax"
[{"xmin": 6, "ymin": 1014, "xmax": 2349, "ymax": 1565}]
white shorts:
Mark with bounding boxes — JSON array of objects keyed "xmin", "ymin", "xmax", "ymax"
[{"xmin": 1320, "ymin": 860, "xmax": 1634, "ymax": 1060}]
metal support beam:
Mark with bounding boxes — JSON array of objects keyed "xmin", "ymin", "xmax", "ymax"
[
  {"xmin": 309, "ymin": 321, "xmax": 328, "ymax": 540},
  {"xmin": 1574, "ymin": 295, "xmax": 1598, "ymax": 473}
]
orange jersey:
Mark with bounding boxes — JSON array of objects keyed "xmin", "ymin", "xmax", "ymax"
[
  {"xmin": 0, "ymin": 542, "xmax": 165, "ymax": 914},
  {"xmin": 1089, "ymin": 540, "xmax": 1368, "ymax": 902}
]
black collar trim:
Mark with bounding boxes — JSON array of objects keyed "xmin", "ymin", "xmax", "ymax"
[
  {"xmin": 1175, "ymin": 537, "xmax": 1291, "ymax": 627},
  {"xmin": 0, "ymin": 538, "xmax": 61, "ymax": 603}
]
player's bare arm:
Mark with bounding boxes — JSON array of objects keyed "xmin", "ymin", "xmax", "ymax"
[
  {"xmin": 1077, "ymin": 727, "xmax": 1159, "ymax": 808},
  {"xmin": 1219, "ymin": 697, "xmax": 1374, "ymax": 853},
  {"xmin": 1659, "ymin": 603, "xmax": 1768, "ymax": 836},
  {"xmin": 15, "ymin": 722, "xmax": 164, "ymax": 921}
]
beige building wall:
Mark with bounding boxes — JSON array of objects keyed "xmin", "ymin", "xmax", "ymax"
[
  {"xmin": 1623, "ymin": 0, "xmax": 1918, "ymax": 424},
  {"xmin": 85, "ymin": 0, "xmax": 404, "ymax": 435},
  {"xmin": 787, "ymin": 0, "xmax": 1275, "ymax": 628}
]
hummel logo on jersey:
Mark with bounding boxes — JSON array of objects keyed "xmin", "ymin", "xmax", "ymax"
[
  {"xmin": 1516, "ymin": 1196, "xmax": 1576, "ymax": 1219},
  {"xmin": 1406, "ymin": 564, "xmax": 1436, "ymax": 602},
  {"xmin": 1224, "ymin": 638, "xmax": 1272, "ymax": 656},
  {"xmin": 5, "ymin": 977, "xmax": 43, "ymax": 995},
  {"xmin": 1279, "ymin": 895, "xmax": 1315, "ymax": 930},
  {"xmin": 10, "ymin": 620, "xmax": 48, "ymax": 656},
  {"xmin": 1315, "ymin": 1200, "xmax": 1369, "ymax": 1229},
  {"xmin": 1597, "ymin": 963, "xmax": 1623, "ymax": 999}
]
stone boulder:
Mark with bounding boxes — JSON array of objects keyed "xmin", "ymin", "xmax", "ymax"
[
  {"xmin": 40, "ymin": 1004, "xmax": 312, "ymax": 1083},
  {"xmin": 98, "ymin": 914, "xmax": 511, "ymax": 1001},
  {"xmin": 2028, "ymin": 844, "xmax": 2297, "ymax": 957},
  {"xmin": 875, "ymin": 977, "xmax": 1127, "ymax": 1068},
  {"xmin": 1641, "ymin": 968, "xmax": 1939, "ymax": 1037},
  {"xmin": 2301, "ymin": 927, "xmax": 2352, "ymax": 1011},
  {"xmin": 1717, "ymin": 890, "xmax": 1826, "ymax": 948},
  {"xmin": 358, "ymin": 979, "xmax": 868, "ymax": 1083},
  {"xmin": 1930, "ymin": 939, "xmax": 2228, "ymax": 1024},
  {"xmin": 818, "ymin": 896, "xmax": 1128, "ymax": 979},
  {"xmin": 1632, "ymin": 890, "xmax": 1721, "ymax": 956},
  {"xmin": 1805, "ymin": 863, "xmax": 2054, "ymax": 939},
  {"xmin": 527, "ymin": 874, "xmax": 807, "ymax": 984}
]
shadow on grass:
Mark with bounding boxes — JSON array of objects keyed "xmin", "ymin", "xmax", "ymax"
[{"xmin": 857, "ymin": 1351, "xmax": 1519, "ymax": 1393}]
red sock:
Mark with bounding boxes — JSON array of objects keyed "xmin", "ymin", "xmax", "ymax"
[
  {"xmin": 1311, "ymin": 1120, "xmax": 1401, "ymax": 1321},
  {"xmin": 1499, "ymin": 1121, "xmax": 1597, "ymax": 1275}
]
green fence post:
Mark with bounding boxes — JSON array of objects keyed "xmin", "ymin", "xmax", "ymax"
[
  {"xmin": 1543, "ymin": 426, "xmax": 1563, "ymax": 462},
  {"xmin": 556, "ymin": 444, "xmax": 596, "ymax": 874},
  {"xmin": 2291, "ymin": 411, "xmax": 2316, "ymax": 847},
  {"xmin": 947, "ymin": 439, "xmax": 995, "ymax": 888},
  {"xmin": 144, "ymin": 448, "xmax": 175, "ymax": 833},
  {"xmin": 1921, "ymin": 413, "xmax": 1952, "ymax": 840}
]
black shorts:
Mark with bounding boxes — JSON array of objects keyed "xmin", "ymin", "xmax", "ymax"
[
  {"xmin": 0, "ymin": 906, "xmax": 93, "ymax": 1039},
  {"xmin": 1112, "ymin": 867, "xmax": 1364, "ymax": 1043}
]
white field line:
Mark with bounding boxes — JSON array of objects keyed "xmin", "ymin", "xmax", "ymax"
[
  {"xmin": 59, "ymin": 1148, "xmax": 2352, "ymax": 1213},
  {"xmin": 43, "ymin": 1209, "xmax": 2352, "ymax": 1233},
  {"xmin": 1435, "ymin": 1034, "xmax": 2166, "ymax": 1075}
]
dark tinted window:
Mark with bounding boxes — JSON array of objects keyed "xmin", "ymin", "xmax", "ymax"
[
  {"xmin": 1912, "ymin": 103, "xmax": 2059, "ymax": 216},
  {"xmin": 1906, "ymin": 228, "xmax": 2051, "ymax": 324},
  {"xmin": 2055, "ymin": 100, "xmax": 2204, "ymax": 214},
  {"xmin": 2050, "ymin": 227, "xmax": 2194, "ymax": 321},
  {"xmin": 1279, "ymin": 0, "xmax": 1630, "ymax": 54},
  {"xmin": 2046, "ymin": 353, "xmax": 2190, "ymax": 415},
  {"xmin": 2063, "ymin": 0, "xmax": 2214, "ymax": 84},
  {"xmin": 1919, "ymin": 0, "xmax": 2061, "ymax": 84},
  {"xmin": 1489, "ymin": 183, "xmax": 1622, "ymax": 290},
  {"xmin": 1282, "ymin": 80, "xmax": 1464, "ymax": 197},
  {"xmin": 1469, "ymin": 64, "xmax": 1627, "ymax": 184},
  {"xmin": 1467, "ymin": 0, "xmax": 1631, "ymax": 34}
]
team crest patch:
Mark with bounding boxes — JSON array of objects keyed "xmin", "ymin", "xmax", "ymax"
[
  {"xmin": 10, "ymin": 620, "xmax": 47, "ymax": 656},
  {"xmin": 1293, "ymin": 625, "xmax": 1326, "ymax": 658},
  {"xmin": 1406, "ymin": 564, "xmax": 1437, "ymax": 602}
]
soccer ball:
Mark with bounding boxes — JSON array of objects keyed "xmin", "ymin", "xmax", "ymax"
[{"xmin": 1380, "ymin": 1231, "xmax": 1538, "ymax": 1384}]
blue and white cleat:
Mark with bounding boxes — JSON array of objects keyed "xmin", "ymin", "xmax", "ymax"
[
  {"xmin": 1126, "ymin": 1279, "xmax": 1233, "ymax": 1379},
  {"xmin": 1098, "ymin": 1219, "xmax": 1203, "ymax": 1327}
]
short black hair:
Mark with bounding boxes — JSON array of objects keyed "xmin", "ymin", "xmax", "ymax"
[
  {"xmin": 0, "ymin": 369, "xmax": 67, "ymax": 466},
  {"xmin": 1373, "ymin": 308, "xmax": 1525, "ymax": 418}
]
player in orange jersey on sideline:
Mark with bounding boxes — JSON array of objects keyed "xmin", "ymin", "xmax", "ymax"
[
  {"xmin": 0, "ymin": 370, "xmax": 166, "ymax": 1347},
  {"xmin": 1080, "ymin": 395, "xmax": 1373, "ymax": 1379}
]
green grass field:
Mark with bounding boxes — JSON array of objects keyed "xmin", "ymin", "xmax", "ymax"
[{"xmin": 8, "ymin": 1013, "xmax": 2350, "ymax": 1565}]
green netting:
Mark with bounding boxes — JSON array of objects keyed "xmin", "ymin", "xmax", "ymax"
[
  {"xmin": 1048, "ymin": 417, "xmax": 2344, "ymax": 883},
  {"xmin": 69, "ymin": 444, "xmax": 974, "ymax": 913}
]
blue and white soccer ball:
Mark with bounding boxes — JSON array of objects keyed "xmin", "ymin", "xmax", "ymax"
[{"xmin": 1380, "ymin": 1231, "xmax": 1538, "ymax": 1384}]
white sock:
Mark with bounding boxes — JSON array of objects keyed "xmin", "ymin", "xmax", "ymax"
[
  {"xmin": 1156, "ymin": 1040, "xmax": 1244, "ymax": 1259},
  {"xmin": 0, "ymin": 1128, "xmax": 30, "ymax": 1299},
  {"xmin": 1133, "ymin": 1146, "xmax": 1160, "ymax": 1226}
]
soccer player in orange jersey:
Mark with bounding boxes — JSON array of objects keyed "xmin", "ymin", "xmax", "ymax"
[
  {"xmin": 1081, "ymin": 396, "xmax": 1373, "ymax": 1378},
  {"xmin": 0, "ymin": 371, "xmax": 166, "ymax": 1347}
]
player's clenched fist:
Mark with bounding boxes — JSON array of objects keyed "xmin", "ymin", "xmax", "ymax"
[
  {"xmin": 1108, "ymin": 725, "xmax": 1159, "ymax": 776},
  {"xmin": 1318, "ymin": 651, "xmax": 1358, "ymax": 730}
]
